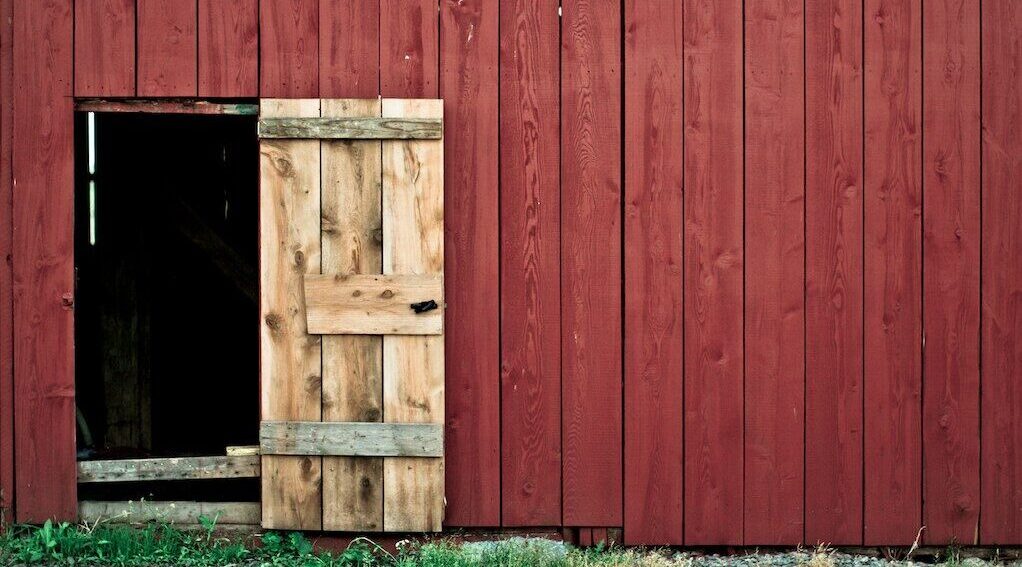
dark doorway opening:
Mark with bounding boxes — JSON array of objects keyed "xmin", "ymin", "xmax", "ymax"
[{"xmin": 73, "ymin": 110, "xmax": 259, "ymax": 502}]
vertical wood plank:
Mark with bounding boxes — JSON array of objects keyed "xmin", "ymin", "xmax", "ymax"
[
  {"xmin": 321, "ymin": 98, "xmax": 384, "ymax": 532},
  {"xmin": 320, "ymin": 0, "xmax": 380, "ymax": 98},
  {"xmin": 260, "ymin": 99, "xmax": 322, "ymax": 531},
  {"xmin": 922, "ymin": 0, "xmax": 980, "ymax": 545},
  {"xmin": 561, "ymin": 0, "xmax": 623, "ymax": 528},
  {"xmin": 743, "ymin": 0, "xmax": 805, "ymax": 545},
  {"xmin": 981, "ymin": 0, "xmax": 1022, "ymax": 545},
  {"xmin": 622, "ymin": 0, "xmax": 683, "ymax": 546},
  {"xmin": 500, "ymin": 0, "xmax": 561, "ymax": 527},
  {"xmin": 863, "ymin": 0, "xmax": 922, "ymax": 545},
  {"xmin": 438, "ymin": 0, "xmax": 501, "ymax": 527},
  {"xmin": 683, "ymin": 0, "xmax": 744, "ymax": 545},
  {"xmin": 804, "ymin": 0, "xmax": 864, "ymax": 545},
  {"xmin": 137, "ymin": 0, "xmax": 197, "ymax": 96},
  {"xmin": 0, "ymin": 0, "xmax": 13, "ymax": 524},
  {"xmin": 382, "ymin": 98, "xmax": 445, "ymax": 532},
  {"xmin": 259, "ymin": 0, "xmax": 319, "ymax": 98},
  {"xmin": 198, "ymin": 0, "xmax": 258, "ymax": 97},
  {"xmin": 381, "ymin": 0, "xmax": 438, "ymax": 99},
  {"xmin": 12, "ymin": 0, "xmax": 76, "ymax": 522},
  {"xmin": 74, "ymin": 0, "xmax": 135, "ymax": 96}
]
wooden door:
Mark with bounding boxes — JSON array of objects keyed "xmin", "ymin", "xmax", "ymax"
[{"xmin": 258, "ymin": 98, "xmax": 444, "ymax": 532}]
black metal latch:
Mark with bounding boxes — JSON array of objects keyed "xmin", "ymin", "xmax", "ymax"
[{"xmin": 410, "ymin": 299, "xmax": 439, "ymax": 314}]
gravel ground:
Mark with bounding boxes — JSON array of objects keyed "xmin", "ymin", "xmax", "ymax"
[{"xmin": 460, "ymin": 538, "xmax": 1016, "ymax": 566}]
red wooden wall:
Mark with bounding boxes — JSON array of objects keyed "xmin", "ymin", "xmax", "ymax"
[{"xmin": 2, "ymin": 0, "xmax": 1021, "ymax": 547}]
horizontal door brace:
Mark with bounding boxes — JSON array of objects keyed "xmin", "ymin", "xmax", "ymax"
[
  {"xmin": 258, "ymin": 116, "xmax": 443, "ymax": 139},
  {"xmin": 260, "ymin": 421, "xmax": 444, "ymax": 457}
]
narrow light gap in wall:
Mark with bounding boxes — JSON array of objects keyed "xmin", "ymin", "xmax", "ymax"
[
  {"xmin": 87, "ymin": 111, "xmax": 96, "ymax": 246},
  {"xmin": 88, "ymin": 181, "xmax": 96, "ymax": 247},
  {"xmin": 87, "ymin": 111, "xmax": 96, "ymax": 174}
]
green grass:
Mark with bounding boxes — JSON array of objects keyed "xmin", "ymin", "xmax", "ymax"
[
  {"xmin": 0, "ymin": 518, "xmax": 681, "ymax": 567},
  {"xmin": 6, "ymin": 520, "xmax": 985, "ymax": 566}
]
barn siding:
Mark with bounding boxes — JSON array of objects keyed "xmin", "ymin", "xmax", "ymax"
[
  {"xmin": 0, "ymin": 0, "xmax": 13, "ymax": 528},
  {"xmin": 1, "ymin": 0, "xmax": 1019, "ymax": 546}
]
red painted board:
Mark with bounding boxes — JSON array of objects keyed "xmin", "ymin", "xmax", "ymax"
[
  {"xmin": 0, "ymin": 0, "xmax": 13, "ymax": 526},
  {"xmin": 198, "ymin": 0, "xmax": 258, "ymax": 97},
  {"xmin": 922, "ymin": 0, "xmax": 980, "ymax": 545},
  {"xmin": 578, "ymin": 528, "xmax": 593, "ymax": 547},
  {"xmin": 743, "ymin": 0, "xmax": 805, "ymax": 545},
  {"xmin": 561, "ymin": 0, "xmax": 623, "ymax": 527},
  {"xmin": 499, "ymin": 0, "xmax": 561, "ymax": 527},
  {"xmin": 12, "ymin": 0, "xmax": 77, "ymax": 522},
  {"xmin": 74, "ymin": 0, "xmax": 135, "ymax": 96},
  {"xmin": 259, "ymin": 0, "xmax": 318, "ymax": 98},
  {"xmin": 863, "ymin": 0, "xmax": 923, "ymax": 545},
  {"xmin": 683, "ymin": 0, "xmax": 744, "ymax": 545},
  {"xmin": 981, "ymin": 0, "xmax": 1022, "ymax": 545},
  {"xmin": 804, "ymin": 0, "xmax": 864, "ymax": 546},
  {"xmin": 381, "ymin": 0, "xmax": 438, "ymax": 99},
  {"xmin": 622, "ymin": 0, "xmax": 683, "ymax": 546},
  {"xmin": 137, "ymin": 0, "xmax": 197, "ymax": 97},
  {"xmin": 320, "ymin": 0, "xmax": 379, "ymax": 98},
  {"xmin": 437, "ymin": 0, "xmax": 500, "ymax": 526}
]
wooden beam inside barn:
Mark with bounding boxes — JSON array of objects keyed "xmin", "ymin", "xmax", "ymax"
[
  {"xmin": 75, "ymin": 98, "xmax": 259, "ymax": 115},
  {"xmin": 77, "ymin": 455, "xmax": 260, "ymax": 483},
  {"xmin": 78, "ymin": 501, "xmax": 259, "ymax": 525}
]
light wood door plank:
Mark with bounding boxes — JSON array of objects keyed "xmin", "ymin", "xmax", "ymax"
[
  {"xmin": 321, "ymin": 98, "xmax": 385, "ymax": 532},
  {"xmin": 259, "ymin": 98, "xmax": 323, "ymax": 531},
  {"xmin": 382, "ymin": 98, "xmax": 445, "ymax": 532}
]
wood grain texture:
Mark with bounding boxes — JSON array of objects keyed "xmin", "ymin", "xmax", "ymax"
[
  {"xmin": 78, "ymin": 456, "xmax": 261, "ymax": 483},
  {"xmin": 682, "ymin": 0, "xmax": 744, "ymax": 545},
  {"xmin": 198, "ymin": 0, "xmax": 258, "ymax": 97},
  {"xmin": 259, "ymin": 99, "xmax": 322, "ymax": 531},
  {"xmin": 320, "ymin": 0, "xmax": 380, "ymax": 98},
  {"xmin": 439, "ymin": 0, "xmax": 501, "ymax": 527},
  {"xmin": 137, "ymin": 0, "xmax": 197, "ymax": 96},
  {"xmin": 259, "ymin": 0, "xmax": 319, "ymax": 97},
  {"xmin": 74, "ymin": 0, "xmax": 135, "ymax": 96},
  {"xmin": 305, "ymin": 274, "xmax": 443, "ymax": 335},
  {"xmin": 981, "ymin": 0, "xmax": 1022, "ymax": 545},
  {"xmin": 320, "ymin": 98, "xmax": 384, "ymax": 532},
  {"xmin": 261, "ymin": 421, "xmax": 444, "ymax": 457},
  {"xmin": 922, "ymin": 0, "xmax": 980, "ymax": 545},
  {"xmin": 258, "ymin": 117, "xmax": 443, "ymax": 140},
  {"xmin": 863, "ymin": 0, "xmax": 923, "ymax": 545},
  {"xmin": 12, "ymin": 0, "xmax": 75, "ymax": 523},
  {"xmin": 79, "ymin": 501, "xmax": 260, "ymax": 525},
  {"xmin": 381, "ymin": 0, "xmax": 438, "ymax": 98},
  {"xmin": 499, "ymin": 0, "xmax": 561, "ymax": 527},
  {"xmin": 76, "ymin": 99, "xmax": 258, "ymax": 115},
  {"xmin": 743, "ymin": 0, "xmax": 805, "ymax": 545},
  {"xmin": 0, "ymin": 0, "xmax": 12, "ymax": 525},
  {"xmin": 382, "ymin": 98, "xmax": 445, "ymax": 532},
  {"xmin": 804, "ymin": 0, "xmax": 864, "ymax": 545},
  {"xmin": 622, "ymin": 0, "xmax": 683, "ymax": 546},
  {"xmin": 561, "ymin": 0, "xmax": 623, "ymax": 527}
]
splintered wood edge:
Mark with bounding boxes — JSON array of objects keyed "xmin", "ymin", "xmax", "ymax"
[{"xmin": 260, "ymin": 421, "xmax": 443, "ymax": 457}]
